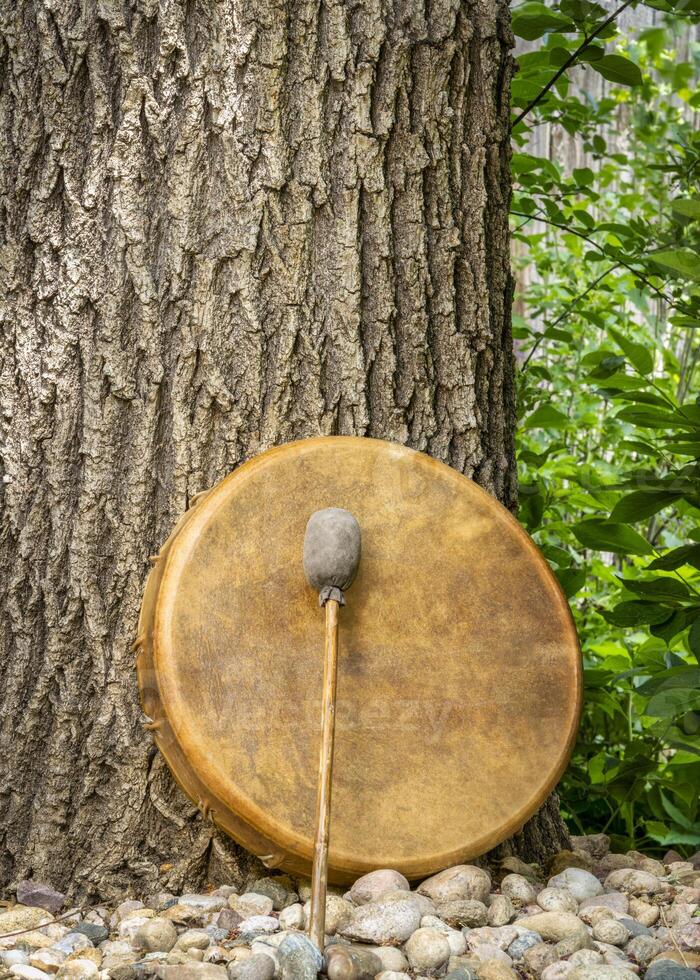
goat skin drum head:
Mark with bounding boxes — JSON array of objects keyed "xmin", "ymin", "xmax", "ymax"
[{"xmin": 136, "ymin": 436, "xmax": 581, "ymax": 883}]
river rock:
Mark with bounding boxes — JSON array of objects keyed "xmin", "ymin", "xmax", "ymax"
[
  {"xmin": 53, "ymin": 936, "xmax": 91, "ymax": 957},
  {"xmin": 627, "ymin": 899, "xmax": 658, "ymax": 927},
  {"xmin": 437, "ymin": 900, "xmax": 488, "ymax": 928},
  {"xmin": 418, "ymin": 866, "xmax": 491, "ymax": 904},
  {"xmin": 352, "ymin": 945, "xmax": 408, "ymax": 972},
  {"xmin": 175, "ymin": 933, "xmax": 210, "ymax": 953},
  {"xmin": 13, "ymin": 931, "xmax": 54, "ymax": 950},
  {"xmin": 518, "ymin": 912, "xmax": 587, "ymax": 942},
  {"xmin": 537, "ymin": 889, "xmax": 579, "ymax": 914},
  {"xmin": 2, "ymin": 952, "xmax": 30, "ymax": 968},
  {"xmin": 226, "ymin": 953, "xmax": 275, "ymax": 980},
  {"xmin": 567, "ymin": 967, "xmax": 637, "ymax": 980},
  {"xmin": 237, "ymin": 917, "xmax": 279, "ymax": 939},
  {"xmin": 339, "ymin": 901, "xmax": 421, "ymax": 944},
  {"xmin": 626, "ymin": 936, "xmax": 662, "ymax": 966},
  {"xmin": 303, "ymin": 896, "xmax": 353, "ymax": 934},
  {"xmin": 379, "ymin": 890, "xmax": 435, "ymax": 916},
  {"xmin": 646, "ymin": 960, "xmax": 700, "ymax": 980},
  {"xmin": 277, "ymin": 934, "xmax": 322, "ymax": 980},
  {"xmin": 73, "ymin": 923, "xmax": 109, "ymax": 944},
  {"xmin": 592, "ymin": 920, "xmax": 629, "ymax": 947},
  {"xmin": 541, "ymin": 963, "xmax": 574, "ymax": 980},
  {"xmin": 419, "ymin": 916, "xmax": 466, "ymax": 955},
  {"xmin": 15, "ymin": 883, "xmax": 66, "ymax": 915},
  {"xmin": 133, "ymin": 921, "xmax": 178, "ymax": 954},
  {"xmin": 157, "ymin": 965, "xmax": 228, "ymax": 980},
  {"xmin": 55, "ymin": 961, "xmax": 99, "ymax": 980},
  {"xmin": 507, "ymin": 931, "xmax": 542, "ymax": 960},
  {"xmin": 324, "ymin": 944, "xmax": 382, "ymax": 979},
  {"xmin": 250, "ymin": 879, "xmax": 295, "ymax": 911},
  {"xmin": 603, "ymin": 870, "xmax": 668, "ymax": 895},
  {"xmin": 548, "ymin": 869, "xmax": 604, "ymax": 903},
  {"xmin": 500, "ymin": 875, "xmax": 537, "ymax": 906},
  {"xmin": 375, "ymin": 974, "xmax": 410, "ymax": 980},
  {"xmin": 346, "ymin": 870, "xmax": 410, "ymax": 906},
  {"xmin": 464, "ymin": 927, "xmax": 518, "ymax": 952},
  {"xmin": 228, "ymin": 896, "xmax": 273, "ymax": 919},
  {"xmin": 405, "ymin": 926, "xmax": 452, "ymax": 971},
  {"xmin": 523, "ymin": 943, "xmax": 559, "ymax": 977},
  {"xmin": 0, "ymin": 907, "xmax": 52, "ymax": 936},
  {"xmin": 469, "ymin": 944, "xmax": 512, "ymax": 966},
  {"xmin": 488, "ymin": 897, "xmax": 515, "ymax": 927},
  {"xmin": 568, "ymin": 951, "xmax": 604, "ymax": 968},
  {"xmin": 278, "ymin": 905, "xmax": 304, "ymax": 931},
  {"xmin": 571, "ymin": 836, "xmax": 610, "ymax": 861},
  {"xmin": 10, "ymin": 968, "xmax": 53, "ymax": 980},
  {"xmin": 475, "ymin": 961, "xmax": 519, "ymax": 980}
]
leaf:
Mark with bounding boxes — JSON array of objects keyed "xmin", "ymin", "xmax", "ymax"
[
  {"xmin": 652, "ymin": 250, "xmax": 700, "ymax": 281},
  {"xmin": 572, "ymin": 520, "xmax": 654, "ymax": 556},
  {"xmin": 557, "ymin": 566, "xmax": 587, "ymax": 598},
  {"xmin": 638, "ymin": 667, "xmax": 700, "ymax": 695},
  {"xmin": 671, "ymin": 199, "xmax": 700, "ymax": 220},
  {"xmin": 603, "ymin": 601, "xmax": 671, "ymax": 627},
  {"xmin": 609, "ymin": 327, "xmax": 654, "ymax": 376},
  {"xmin": 648, "ymin": 544, "xmax": 700, "ymax": 570},
  {"xmin": 690, "ymin": 617, "xmax": 700, "ymax": 664},
  {"xmin": 592, "ymin": 54, "xmax": 643, "ymax": 87},
  {"xmin": 647, "ymin": 688, "xmax": 700, "ymax": 718},
  {"xmin": 512, "ymin": 2, "xmax": 575, "ymax": 39},
  {"xmin": 619, "ymin": 577, "xmax": 690, "ymax": 601},
  {"xmin": 522, "ymin": 405, "xmax": 569, "ymax": 429},
  {"xmin": 610, "ymin": 490, "xmax": 681, "ymax": 522}
]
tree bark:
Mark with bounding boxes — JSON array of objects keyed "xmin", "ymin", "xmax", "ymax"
[{"xmin": 0, "ymin": 0, "xmax": 568, "ymax": 901}]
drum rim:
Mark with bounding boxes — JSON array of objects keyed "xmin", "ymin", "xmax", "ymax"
[{"xmin": 136, "ymin": 435, "xmax": 582, "ymax": 882}]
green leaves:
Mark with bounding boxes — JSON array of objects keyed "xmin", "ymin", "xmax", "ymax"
[
  {"xmin": 652, "ymin": 250, "xmax": 700, "ymax": 281},
  {"xmin": 572, "ymin": 520, "xmax": 654, "ymax": 555},
  {"xmin": 610, "ymin": 490, "xmax": 681, "ymax": 522},
  {"xmin": 522, "ymin": 404, "xmax": 570, "ymax": 429},
  {"xmin": 512, "ymin": 2, "xmax": 575, "ymax": 39},
  {"xmin": 512, "ymin": 0, "xmax": 700, "ymax": 854},
  {"xmin": 591, "ymin": 54, "xmax": 644, "ymax": 86}
]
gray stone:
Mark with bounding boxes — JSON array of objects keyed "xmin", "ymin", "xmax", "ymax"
[
  {"xmin": 157, "ymin": 965, "xmax": 228, "ymax": 980},
  {"xmin": 536, "ymin": 888, "xmax": 579, "ymax": 914},
  {"xmin": 72, "ymin": 923, "xmax": 108, "ymax": 944},
  {"xmin": 278, "ymin": 904, "xmax": 304, "ymax": 931},
  {"xmin": 339, "ymin": 900, "xmax": 421, "ymax": 944},
  {"xmin": 445, "ymin": 971, "xmax": 477, "ymax": 980},
  {"xmin": 53, "ymin": 936, "xmax": 92, "ymax": 956},
  {"xmin": 553, "ymin": 934, "xmax": 595, "ymax": 959},
  {"xmin": 507, "ymin": 931, "xmax": 542, "ymax": 960},
  {"xmin": 16, "ymin": 882, "xmax": 66, "ymax": 915},
  {"xmin": 250, "ymin": 879, "xmax": 296, "ymax": 912},
  {"xmin": 500, "ymin": 875, "xmax": 537, "ymax": 907},
  {"xmin": 488, "ymin": 896, "xmax": 515, "ymax": 927},
  {"xmin": 324, "ymin": 944, "xmax": 382, "ymax": 979},
  {"xmin": 216, "ymin": 909, "xmax": 243, "ymax": 932},
  {"xmin": 603, "ymin": 870, "xmax": 668, "ymax": 895},
  {"xmin": 145, "ymin": 895, "xmax": 177, "ymax": 913},
  {"xmin": 133, "ymin": 920, "xmax": 178, "ymax": 954},
  {"xmin": 345, "ymin": 870, "xmax": 410, "ymax": 906},
  {"xmin": 567, "ymin": 968, "xmax": 637, "ymax": 980},
  {"xmin": 591, "ymin": 919, "xmax": 629, "ymax": 947},
  {"xmin": 418, "ymin": 866, "xmax": 491, "ymax": 904},
  {"xmin": 236, "ymin": 917, "xmax": 278, "ymax": 939},
  {"xmin": 405, "ymin": 927, "xmax": 451, "ymax": 972},
  {"xmin": 2, "ymin": 952, "xmax": 31, "ymax": 969},
  {"xmin": 437, "ymin": 900, "xmax": 488, "ymax": 928},
  {"xmin": 547, "ymin": 870, "xmax": 603, "ymax": 903},
  {"xmin": 277, "ymin": 934, "xmax": 322, "ymax": 980},
  {"xmin": 10, "ymin": 968, "xmax": 53, "ymax": 980},
  {"xmin": 226, "ymin": 954, "xmax": 275, "ymax": 980},
  {"xmin": 579, "ymin": 894, "xmax": 629, "ymax": 918},
  {"xmin": 228, "ymin": 896, "xmax": 273, "ymax": 919},
  {"xmin": 517, "ymin": 912, "xmax": 587, "ymax": 942},
  {"xmin": 0, "ymin": 907, "xmax": 52, "ymax": 935},
  {"xmin": 626, "ymin": 936, "xmax": 662, "ymax": 966},
  {"xmin": 617, "ymin": 917, "xmax": 650, "ymax": 938},
  {"xmin": 645, "ymin": 961, "xmax": 700, "ymax": 980}
]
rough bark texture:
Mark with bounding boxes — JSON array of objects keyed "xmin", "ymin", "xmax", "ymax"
[{"xmin": 0, "ymin": 0, "xmax": 568, "ymax": 901}]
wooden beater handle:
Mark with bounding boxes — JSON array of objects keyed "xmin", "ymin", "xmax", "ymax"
[{"xmin": 308, "ymin": 597, "xmax": 340, "ymax": 951}]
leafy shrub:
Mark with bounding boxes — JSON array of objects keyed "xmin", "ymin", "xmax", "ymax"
[{"xmin": 511, "ymin": 0, "xmax": 700, "ymax": 852}]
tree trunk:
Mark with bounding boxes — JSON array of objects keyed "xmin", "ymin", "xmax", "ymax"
[{"xmin": 0, "ymin": 0, "xmax": 569, "ymax": 902}]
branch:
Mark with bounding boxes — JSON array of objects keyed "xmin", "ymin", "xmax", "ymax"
[
  {"xmin": 511, "ymin": 0, "xmax": 636, "ymax": 131},
  {"xmin": 521, "ymin": 262, "xmax": 620, "ymax": 368},
  {"xmin": 511, "ymin": 208, "xmax": 683, "ymax": 312}
]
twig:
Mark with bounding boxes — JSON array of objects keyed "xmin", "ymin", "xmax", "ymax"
[
  {"xmin": 660, "ymin": 907, "xmax": 690, "ymax": 967},
  {"xmin": 521, "ymin": 262, "xmax": 620, "ymax": 368},
  {"xmin": 511, "ymin": 0, "xmax": 636, "ymax": 130},
  {"xmin": 0, "ymin": 903, "xmax": 106, "ymax": 941}
]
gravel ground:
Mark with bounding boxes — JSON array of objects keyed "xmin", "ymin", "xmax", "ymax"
[{"xmin": 1, "ymin": 836, "xmax": 698, "ymax": 980}]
